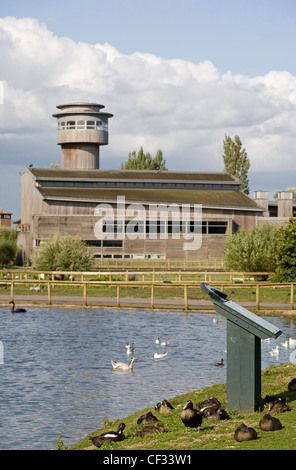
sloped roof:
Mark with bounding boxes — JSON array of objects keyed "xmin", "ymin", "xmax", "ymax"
[{"xmin": 36, "ymin": 186, "xmax": 261, "ymax": 211}]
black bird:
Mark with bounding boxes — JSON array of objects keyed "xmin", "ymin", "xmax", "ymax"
[
  {"xmin": 259, "ymin": 414, "xmax": 282, "ymax": 431},
  {"xmin": 180, "ymin": 400, "xmax": 202, "ymax": 432},
  {"xmin": 136, "ymin": 421, "xmax": 165, "ymax": 437},
  {"xmin": 215, "ymin": 358, "xmax": 224, "ymax": 366},
  {"xmin": 89, "ymin": 422, "xmax": 125, "ymax": 448},
  {"xmin": 137, "ymin": 411, "xmax": 159, "ymax": 425},
  {"xmin": 155, "ymin": 399, "xmax": 174, "ymax": 414},
  {"xmin": 9, "ymin": 301, "xmax": 26, "ymax": 313},
  {"xmin": 198, "ymin": 396, "xmax": 221, "ymax": 411},
  {"xmin": 288, "ymin": 378, "xmax": 296, "ymax": 392},
  {"xmin": 205, "ymin": 406, "xmax": 230, "ymax": 421},
  {"xmin": 265, "ymin": 395, "xmax": 291, "ymax": 413},
  {"xmin": 234, "ymin": 423, "xmax": 257, "ymax": 442}
]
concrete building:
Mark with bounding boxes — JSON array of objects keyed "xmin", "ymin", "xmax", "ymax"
[{"xmin": 19, "ymin": 101, "xmax": 292, "ymax": 265}]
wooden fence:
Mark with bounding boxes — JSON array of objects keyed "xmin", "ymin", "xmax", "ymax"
[{"xmin": 1, "ymin": 278, "xmax": 295, "ymax": 311}]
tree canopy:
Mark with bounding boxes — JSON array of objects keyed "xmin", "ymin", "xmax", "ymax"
[
  {"xmin": 121, "ymin": 147, "xmax": 167, "ymax": 170},
  {"xmin": 0, "ymin": 227, "xmax": 18, "ymax": 266},
  {"xmin": 31, "ymin": 234, "xmax": 95, "ymax": 271},
  {"xmin": 222, "ymin": 135, "xmax": 250, "ymax": 194}
]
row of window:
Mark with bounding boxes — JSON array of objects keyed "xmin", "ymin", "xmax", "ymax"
[
  {"xmin": 94, "ymin": 253, "xmax": 166, "ymax": 259},
  {"xmin": 57, "ymin": 120, "xmax": 108, "ymax": 131},
  {"xmin": 41, "ymin": 181, "xmax": 229, "ymax": 190},
  {"xmin": 100, "ymin": 220, "xmax": 228, "ymax": 235}
]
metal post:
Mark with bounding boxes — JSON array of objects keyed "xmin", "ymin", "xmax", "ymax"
[{"xmin": 48, "ymin": 282, "xmax": 51, "ymax": 305}]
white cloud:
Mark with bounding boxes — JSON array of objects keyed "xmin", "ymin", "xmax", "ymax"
[{"xmin": 0, "ymin": 16, "xmax": 296, "ymax": 217}]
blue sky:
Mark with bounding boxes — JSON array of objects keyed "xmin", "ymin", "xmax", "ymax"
[
  {"xmin": 0, "ymin": 0, "xmax": 296, "ymax": 219},
  {"xmin": 2, "ymin": 0, "xmax": 296, "ymax": 76}
]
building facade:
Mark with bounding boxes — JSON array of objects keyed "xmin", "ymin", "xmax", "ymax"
[{"xmin": 18, "ymin": 102, "xmax": 268, "ymax": 265}]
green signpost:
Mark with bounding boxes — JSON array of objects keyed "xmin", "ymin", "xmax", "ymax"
[{"xmin": 201, "ymin": 283, "xmax": 282, "ymax": 412}]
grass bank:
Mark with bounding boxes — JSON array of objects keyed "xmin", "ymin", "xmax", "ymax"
[{"xmin": 62, "ymin": 363, "xmax": 296, "ymax": 451}]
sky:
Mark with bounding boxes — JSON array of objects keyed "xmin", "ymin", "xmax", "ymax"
[{"xmin": 0, "ymin": 0, "xmax": 296, "ymax": 220}]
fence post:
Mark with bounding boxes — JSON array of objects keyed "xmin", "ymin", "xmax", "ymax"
[
  {"xmin": 184, "ymin": 284, "xmax": 188, "ymax": 311},
  {"xmin": 48, "ymin": 282, "xmax": 51, "ymax": 305},
  {"xmin": 151, "ymin": 284, "xmax": 154, "ymax": 309},
  {"xmin": 291, "ymin": 283, "xmax": 294, "ymax": 310},
  {"xmin": 83, "ymin": 283, "xmax": 87, "ymax": 306},
  {"xmin": 117, "ymin": 285, "xmax": 120, "ymax": 308},
  {"xmin": 256, "ymin": 284, "xmax": 260, "ymax": 310},
  {"xmin": 10, "ymin": 281, "xmax": 14, "ymax": 301}
]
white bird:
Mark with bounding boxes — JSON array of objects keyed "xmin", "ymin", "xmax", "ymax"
[
  {"xmin": 154, "ymin": 352, "xmax": 168, "ymax": 359},
  {"xmin": 160, "ymin": 340, "xmax": 169, "ymax": 346},
  {"xmin": 213, "ymin": 318, "xmax": 218, "ymax": 324},
  {"xmin": 155, "ymin": 337, "xmax": 160, "ymax": 344},
  {"xmin": 111, "ymin": 357, "xmax": 137, "ymax": 371},
  {"xmin": 282, "ymin": 337, "xmax": 296, "ymax": 348},
  {"xmin": 125, "ymin": 343, "xmax": 135, "ymax": 355},
  {"xmin": 269, "ymin": 346, "xmax": 280, "ymax": 357}
]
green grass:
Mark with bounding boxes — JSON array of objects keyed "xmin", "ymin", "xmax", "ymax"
[{"xmin": 65, "ymin": 363, "xmax": 296, "ymax": 451}]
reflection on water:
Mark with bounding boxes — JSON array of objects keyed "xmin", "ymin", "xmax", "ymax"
[{"xmin": 0, "ymin": 306, "xmax": 295, "ymax": 449}]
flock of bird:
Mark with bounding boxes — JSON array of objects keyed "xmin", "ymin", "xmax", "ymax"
[
  {"xmin": 88, "ymin": 377, "xmax": 296, "ymax": 448},
  {"xmin": 110, "ymin": 336, "xmax": 171, "ymax": 371},
  {"xmin": 267, "ymin": 335, "xmax": 296, "ymax": 358}
]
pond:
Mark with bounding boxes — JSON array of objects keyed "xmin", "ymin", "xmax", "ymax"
[{"xmin": 0, "ymin": 306, "xmax": 295, "ymax": 449}]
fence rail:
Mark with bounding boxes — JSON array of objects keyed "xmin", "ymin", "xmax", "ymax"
[{"xmin": 0, "ymin": 278, "xmax": 295, "ymax": 311}]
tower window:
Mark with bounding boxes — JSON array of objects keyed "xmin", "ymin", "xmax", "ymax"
[
  {"xmin": 77, "ymin": 120, "xmax": 85, "ymax": 129},
  {"xmin": 86, "ymin": 120, "xmax": 95, "ymax": 129},
  {"xmin": 67, "ymin": 121, "xmax": 75, "ymax": 129}
]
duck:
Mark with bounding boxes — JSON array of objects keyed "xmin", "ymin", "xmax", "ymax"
[
  {"xmin": 282, "ymin": 337, "xmax": 296, "ymax": 348},
  {"xmin": 135, "ymin": 421, "xmax": 165, "ymax": 437},
  {"xmin": 259, "ymin": 414, "xmax": 282, "ymax": 431},
  {"xmin": 155, "ymin": 337, "xmax": 160, "ymax": 344},
  {"xmin": 203, "ymin": 406, "xmax": 230, "ymax": 421},
  {"xmin": 125, "ymin": 343, "xmax": 135, "ymax": 355},
  {"xmin": 180, "ymin": 400, "xmax": 202, "ymax": 432},
  {"xmin": 137, "ymin": 411, "xmax": 159, "ymax": 425},
  {"xmin": 198, "ymin": 396, "xmax": 221, "ymax": 411},
  {"xmin": 9, "ymin": 301, "xmax": 26, "ymax": 313},
  {"xmin": 213, "ymin": 318, "xmax": 218, "ymax": 324},
  {"xmin": 154, "ymin": 352, "xmax": 168, "ymax": 359},
  {"xmin": 288, "ymin": 378, "xmax": 296, "ymax": 392},
  {"xmin": 155, "ymin": 399, "xmax": 174, "ymax": 414},
  {"xmin": 111, "ymin": 357, "xmax": 137, "ymax": 371},
  {"xmin": 89, "ymin": 423, "xmax": 125, "ymax": 448},
  {"xmin": 265, "ymin": 396, "xmax": 291, "ymax": 413},
  {"xmin": 215, "ymin": 358, "xmax": 224, "ymax": 366},
  {"xmin": 234, "ymin": 423, "xmax": 257, "ymax": 442}
]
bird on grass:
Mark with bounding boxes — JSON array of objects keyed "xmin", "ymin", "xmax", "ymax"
[
  {"xmin": 90, "ymin": 423, "xmax": 125, "ymax": 448},
  {"xmin": 9, "ymin": 301, "xmax": 26, "ymax": 313},
  {"xmin": 265, "ymin": 396, "xmax": 291, "ymax": 413},
  {"xmin": 204, "ymin": 406, "xmax": 230, "ymax": 421},
  {"xmin": 288, "ymin": 378, "xmax": 296, "ymax": 392},
  {"xmin": 137, "ymin": 411, "xmax": 159, "ymax": 425},
  {"xmin": 234, "ymin": 423, "xmax": 257, "ymax": 442},
  {"xmin": 180, "ymin": 400, "xmax": 202, "ymax": 432},
  {"xmin": 111, "ymin": 357, "xmax": 137, "ymax": 371},
  {"xmin": 259, "ymin": 414, "xmax": 282, "ymax": 431},
  {"xmin": 155, "ymin": 399, "xmax": 174, "ymax": 414},
  {"xmin": 136, "ymin": 421, "xmax": 165, "ymax": 437}
]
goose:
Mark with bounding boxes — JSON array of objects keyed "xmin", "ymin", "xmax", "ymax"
[
  {"xmin": 9, "ymin": 301, "xmax": 26, "ymax": 313},
  {"xmin": 137, "ymin": 411, "xmax": 159, "ymax": 425},
  {"xmin": 111, "ymin": 357, "xmax": 137, "ymax": 371},
  {"xmin": 135, "ymin": 421, "xmax": 165, "ymax": 437},
  {"xmin": 180, "ymin": 400, "xmax": 202, "ymax": 432},
  {"xmin": 259, "ymin": 414, "xmax": 282, "ymax": 431},
  {"xmin": 154, "ymin": 352, "xmax": 168, "ymax": 359},
  {"xmin": 89, "ymin": 423, "xmax": 125, "ymax": 448},
  {"xmin": 215, "ymin": 358, "xmax": 224, "ymax": 366},
  {"xmin": 234, "ymin": 423, "xmax": 257, "ymax": 442},
  {"xmin": 288, "ymin": 378, "xmax": 296, "ymax": 392},
  {"xmin": 265, "ymin": 395, "xmax": 291, "ymax": 413}
]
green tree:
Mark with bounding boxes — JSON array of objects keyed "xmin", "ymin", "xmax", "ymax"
[
  {"xmin": 0, "ymin": 227, "xmax": 18, "ymax": 266},
  {"xmin": 222, "ymin": 135, "xmax": 250, "ymax": 194},
  {"xmin": 121, "ymin": 147, "xmax": 167, "ymax": 170},
  {"xmin": 224, "ymin": 224, "xmax": 279, "ymax": 272},
  {"xmin": 31, "ymin": 234, "xmax": 95, "ymax": 271},
  {"xmin": 272, "ymin": 218, "xmax": 296, "ymax": 281}
]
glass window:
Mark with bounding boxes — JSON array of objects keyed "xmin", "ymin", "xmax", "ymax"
[
  {"xmin": 86, "ymin": 120, "xmax": 95, "ymax": 129},
  {"xmin": 208, "ymin": 221, "xmax": 228, "ymax": 234},
  {"xmin": 77, "ymin": 120, "xmax": 85, "ymax": 129},
  {"xmin": 66, "ymin": 121, "xmax": 75, "ymax": 129}
]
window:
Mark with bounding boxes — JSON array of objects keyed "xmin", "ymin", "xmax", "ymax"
[
  {"xmin": 208, "ymin": 221, "xmax": 228, "ymax": 234},
  {"xmin": 77, "ymin": 120, "xmax": 85, "ymax": 129},
  {"xmin": 66, "ymin": 121, "xmax": 75, "ymax": 129},
  {"xmin": 86, "ymin": 120, "xmax": 95, "ymax": 129}
]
